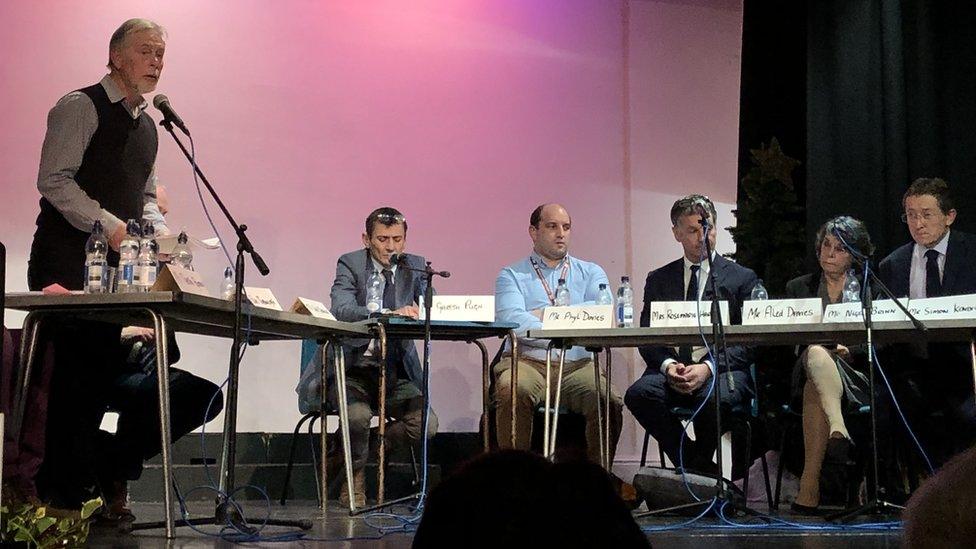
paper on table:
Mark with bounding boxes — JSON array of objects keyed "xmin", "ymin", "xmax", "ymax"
[{"xmin": 156, "ymin": 233, "xmax": 221, "ymax": 255}]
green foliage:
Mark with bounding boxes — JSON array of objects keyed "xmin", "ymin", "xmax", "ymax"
[
  {"xmin": 728, "ymin": 138, "xmax": 806, "ymax": 294},
  {"xmin": 1, "ymin": 498, "xmax": 102, "ymax": 548}
]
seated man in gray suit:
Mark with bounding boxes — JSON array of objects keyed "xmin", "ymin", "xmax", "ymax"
[{"xmin": 302, "ymin": 207, "xmax": 438, "ymax": 506}]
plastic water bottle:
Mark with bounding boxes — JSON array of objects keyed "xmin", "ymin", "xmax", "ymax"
[
  {"xmin": 83, "ymin": 220, "xmax": 108, "ymax": 293},
  {"xmin": 117, "ymin": 219, "xmax": 141, "ymax": 293},
  {"xmin": 750, "ymin": 281, "xmax": 768, "ymax": 301},
  {"xmin": 843, "ymin": 270, "xmax": 861, "ymax": 303},
  {"xmin": 134, "ymin": 223, "xmax": 159, "ymax": 292},
  {"xmin": 221, "ymin": 266, "xmax": 236, "ymax": 300},
  {"xmin": 616, "ymin": 276, "xmax": 634, "ymax": 328},
  {"xmin": 596, "ymin": 283, "xmax": 614, "ymax": 306},
  {"xmin": 366, "ymin": 271, "xmax": 383, "ymax": 313},
  {"xmin": 170, "ymin": 230, "xmax": 194, "ymax": 270},
  {"xmin": 554, "ymin": 278, "xmax": 570, "ymax": 306}
]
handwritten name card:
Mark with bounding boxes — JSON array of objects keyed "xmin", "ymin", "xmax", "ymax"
[
  {"xmin": 648, "ymin": 301, "xmax": 730, "ymax": 328},
  {"xmin": 823, "ymin": 299, "xmax": 909, "ymax": 323},
  {"xmin": 742, "ymin": 298, "xmax": 822, "ymax": 326},
  {"xmin": 909, "ymin": 294, "xmax": 976, "ymax": 321},
  {"xmin": 152, "ymin": 264, "xmax": 211, "ymax": 296},
  {"xmin": 418, "ymin": 296, "xmax": 495, "ymax": 322},
  {"xmin": 244, "ymin": 287, "xmax": 283, "ymax": 311},
  {"xmin": 542, "ymin": 305, "xmax": 614, "ymax": 330},
  {"xmin": 290, "ymin": 297, "xmax": 336, "ymax": 320}
]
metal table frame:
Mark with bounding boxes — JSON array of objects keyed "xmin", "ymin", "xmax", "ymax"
[
  {"xmin": 529, "ymin": 319, "xmax": 976, "ymax": 470},
  {"xmin": 5, "ymin": 291, "xmax": 369, "ymax": 537},
  {"xmin": 332, "ymin": 317, "xmax": 518, "ymax": 514}
]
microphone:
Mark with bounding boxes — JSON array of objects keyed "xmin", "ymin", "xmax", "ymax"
[
  {"xmin": 692, "ymin": 198, "xmax": 711, "ymax": 221},
  {"xmin": 152, "ymin": 94, "xmax": 190, "ymax": 136},
  {"xmin": 388, "ymin": 253, "xmax": 404, "ymax": 266}
]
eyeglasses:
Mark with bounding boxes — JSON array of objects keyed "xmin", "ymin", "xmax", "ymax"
[
  {"xmin": 901, "ymin": 211, "xmax": 940, "ymax": 224},
  {"xmin": 376, "ymin": 213, "xmax": 406, "ymax": 224}
]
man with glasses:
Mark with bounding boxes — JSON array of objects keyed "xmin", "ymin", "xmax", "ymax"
[
  {"xmin": 879, "ymin": 178, "xmax": 976, "ymax": 466},
  {"xmin": 624, "ymin": 195, "xmax": 760, "ymax": 477},
  {"xmin": 299, "ymin": 207, "xmax": 437, "ymax": 507}
]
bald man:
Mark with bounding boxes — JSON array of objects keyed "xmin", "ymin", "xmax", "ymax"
[{"xmin": 494, "ymin": 203, "xmax": 623, "ymax": 464}]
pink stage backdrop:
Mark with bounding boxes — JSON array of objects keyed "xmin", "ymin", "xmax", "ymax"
[{"xmin": 0, "ymin": 0, "xmax": 743, "ymax": 462}]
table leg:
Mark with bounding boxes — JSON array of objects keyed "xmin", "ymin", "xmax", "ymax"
[
  {"xmin": 319, "ymin": 341, "xmax": 330, "ymax": 512},
  {"xmin": 509, "ymin": 332, "xmax": 518, "ymax": 449},
  {"xmin": 543, "ymin": 341, "xmax": 553, "ymax": 458},
  {"xmin": 334, "ymin": 339, "xmax": 356, "ymax": 514},
  {"xmin": 604, "ymin": 348, "xmax": 612, "ymax": 470},
  {"xmin": 147, "ymin": 310, "xmax": 175, "ymax": 539},
  {"xmin": 377, "ymin": 323, "xmax": 387, "ymax": 505},
  {"xmin": 549, "ymin": 346, "xmax": 567, "ymax": 458},
  {"xmin": 592, "ymin": 350, "xmax": 605, "ymax": 468},
  {"xmin": 471, "ymin": 339, "xmax": 490, "ymax": 452}
]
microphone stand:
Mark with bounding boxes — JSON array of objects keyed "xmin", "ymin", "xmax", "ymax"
[
  {"xmin": 353, "ymin": 260, "xmax": 448, "ymax": 514},
  {"xmin": 142, "ymin": 119, "xmax": 311, "ymax": 533},
  {"xmin": 827, "ymin": 237, "xmax": 924, "ymax": 522}
]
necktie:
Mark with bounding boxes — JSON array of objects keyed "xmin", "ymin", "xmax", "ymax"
[
  {"xmin": 678, "ymin": 265, "xmax": 701, "ymax": 364},
  {"xmin": 925, "ymin": 249, "xmax": 942, "ymax": 298},
  {"xmin": 686, "ymin": 265, "xmax": 700, "ymax": 301},
  {"xmin": 382, "ymin": 269, "xmax": 396, "ymax": 310}
]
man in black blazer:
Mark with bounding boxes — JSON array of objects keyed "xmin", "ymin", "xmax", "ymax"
[
  {"xmin": 625, "ymin": 195, "xmax": 760, "ymax": 475},
  {"xmin": 298, "ymin": 207, "xmax": 437, "ymax": 506},
  {"xmin": 879, "ymin": 178, "xmax": 976, "ymax": 464}
]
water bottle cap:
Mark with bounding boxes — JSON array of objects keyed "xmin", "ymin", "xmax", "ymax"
[
  {"xmin": 558, "ymin": 278, "xmax": 566, "ymax": 285},
  {"xmin": 178, "ymin": 230, "xmax": 188, "ymax": 244},
  {"xmin": 599, "ymin": 283, "xmax": 607, "ymax": 290},
  {"xmin": 621, "ymin": 276, "xmax": 629, "ymax": 282}
]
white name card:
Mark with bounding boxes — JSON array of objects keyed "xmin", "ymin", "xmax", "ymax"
[
  {"xmin": 419, "ymin": 295, "xmax": 495, "ymax": 322},
  {"xmin": 290, "ymin": 297, "xmax": 336, "ymax": 320},
  {"xmin": 152, "ymin": 264, "xmax": 211, "ymax": 296},
  {"xmin": 742, "ymin": 298, "xmax": 822, "ymax": 326},
  {"xmin": 244, "ymin": 287, "xmax": 282, "ymax": 310},
  {"xmin": 649, "ymin": 301, "xmax": 730, "ymax": 328},
  {"xmin": 909, "ymin": 294, "xmax": 976, "ymax": 321},
  {"xmin": 542, "ymin": 305, "xmax": 614, "ymax": 330},
  {"xmin": 824, "ymin": 299, "xmax": 910, "ymax": 323}
]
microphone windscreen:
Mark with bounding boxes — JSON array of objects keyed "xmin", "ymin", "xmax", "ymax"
[{"xmin": 152, "ymin": 94, "xmax": 169, "ymax": 109}]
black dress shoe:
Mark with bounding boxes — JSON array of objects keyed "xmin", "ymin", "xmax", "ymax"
[{"xmin": 790, "ymin": 502, "xmax": 826, "ymax": 516}]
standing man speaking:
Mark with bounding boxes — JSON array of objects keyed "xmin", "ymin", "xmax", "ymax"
[{"xmin": 27, "ymin": 19, "xmax": 170, "ymax": 514}]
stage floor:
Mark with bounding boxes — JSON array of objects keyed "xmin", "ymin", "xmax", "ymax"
[{"xmin": 84, "ymin": 501, "xmax": 902, "ymax": 548}]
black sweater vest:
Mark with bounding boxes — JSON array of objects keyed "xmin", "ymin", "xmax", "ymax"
[{"xmin": 29, "ymin": 83, "xmax": 158, "ymax": 290}]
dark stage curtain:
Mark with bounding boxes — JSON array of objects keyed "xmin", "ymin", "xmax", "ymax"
[{"xmin": 806, "ymin": 0, "xmax": 976, "ymax": 258}]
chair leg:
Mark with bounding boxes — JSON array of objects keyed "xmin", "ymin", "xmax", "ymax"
[
  {"xmin": 760, "ymin": 450, "xmax": 773, "ymax": 510},
  {"xmin": 741, "ymin": 422, "xmax": 751, "ymax": 505},
  {"xmin": 773, "ymin": 420, "xmax": 793, "ymax": 511},
  {"xmin": 640, "ymin": 431, "xmax": 649, "ymax": 467},
  {"xmin": 280, "ymin": 412, "xmax": 319, "ymax": 506}
]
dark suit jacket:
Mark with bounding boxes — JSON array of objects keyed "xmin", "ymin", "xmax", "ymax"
[
  {"xmin": 329, "ymin": 248, "xmax": 428, "ymax": 387},
  {"xmin": 878, "ymin": 229, "xmax": 976, "ymax": 299},
  {"xmin": 878, "ymin": 230, "xmax": 976, "ymax": 382},
  {"xmin": 638, "ymin": 254, "xmax": 760, "ymax": 376}
]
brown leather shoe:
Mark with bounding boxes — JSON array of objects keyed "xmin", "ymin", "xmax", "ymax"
[
  {"xmin": 94, "ymin": 481, "xmax": 135, "ymax": 533},
  {"xmin": 339, "ymin": 469, "xmax": 366, "ymax": 508}
]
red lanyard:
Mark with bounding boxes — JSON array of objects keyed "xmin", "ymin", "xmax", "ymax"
[{"xmin": 530, "ymin": 256, "xmax": 570, "ymax": 305}]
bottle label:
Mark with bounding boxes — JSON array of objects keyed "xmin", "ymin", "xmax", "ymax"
[
  {"xmin": 119, "ymin": 264, "xmax": 134, "ymax": 285},
  {"xmin": 86, "ymin": 265, "xmax": 103, "ymax": 284},
  {"xmin": 135, "ymin": 266, "xmax": 156, "ymax": 288},
  {"xmin": 616, "ymin": 304, "xmax": 634, "ymax": 327}
]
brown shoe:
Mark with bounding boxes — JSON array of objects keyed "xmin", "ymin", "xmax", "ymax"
[
  {"xmin": 94, "ymin": 481, "xmax": 135, "ymax": 533},
  {"xmin": 339, "ymin": 469, "xmax": 366, "ymax": 508}
]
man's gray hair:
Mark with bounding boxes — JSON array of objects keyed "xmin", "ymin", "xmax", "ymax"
[{"xmin": 107, "ymin": 18, "xmax": 166, "ymax": 69}]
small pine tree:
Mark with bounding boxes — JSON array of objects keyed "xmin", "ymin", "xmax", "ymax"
[{"xmin": 728, "ymin": 138, "xmax": 805, "ymax": 295}]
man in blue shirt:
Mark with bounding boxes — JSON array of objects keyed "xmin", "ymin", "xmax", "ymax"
[{"xmin": 494, "ymin": 203, "xmax": 622, "ymax": 463}]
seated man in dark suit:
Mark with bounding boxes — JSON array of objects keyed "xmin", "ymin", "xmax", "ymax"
[
  {"xmin": 624, "ymin": 195, "xmax": 760, "ymax": 475},
  {"xmin": 299, "ymin": 207, "xmax": 438, "ymax": 507},
  {"xmin": 878, "ymin": 177, "xmax": 976, "ymax": 466}
]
